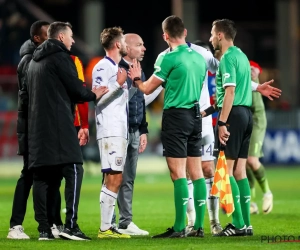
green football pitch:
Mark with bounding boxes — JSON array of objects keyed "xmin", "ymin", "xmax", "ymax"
[{"xmin": 0, "ymin": 161, "xmax": 300, "ymax": 250}]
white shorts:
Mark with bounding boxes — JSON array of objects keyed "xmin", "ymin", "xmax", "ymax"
[
  {"xmin": 97, "ymin": 137, "xmax": 128, "ymax": 173},
  {"xmin": 201, "ymin": 124, "xmax": 215, "ymax": 161}
]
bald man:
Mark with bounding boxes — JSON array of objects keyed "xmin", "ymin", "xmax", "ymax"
[{"xmin": 115, "ymin": 34, "xmax": 149, "ymax": 236}]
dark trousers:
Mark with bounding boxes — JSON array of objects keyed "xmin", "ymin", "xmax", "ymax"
[
  {"xmin": 32, "ymin": 164, "xmax": 83, "ymax": 232},
  {"xmin": 9, "ymin": 155, "xmax": 63, "ymax": 229},
  {"xmin": 9, "ymin": 155, "xmax": 33, "ymax": 228}
]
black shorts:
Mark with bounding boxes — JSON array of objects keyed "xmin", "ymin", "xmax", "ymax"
[
  {"xmin": 161, "ymin": 108, "xmax": 202, "ymax": 158},
  {"xmin": 215, "ymin": 106, "xmax": 253, "ymax": 159}
]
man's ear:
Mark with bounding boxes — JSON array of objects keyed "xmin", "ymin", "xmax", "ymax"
[
  {"xmin": 58, "ymin": 32, "xmax": 64, "ymax": 43},
  {"xmin": 184, "ymin": 28, "xmax": 187, "ymax": 38},
  {"xmin": 33, "ymin": 35, "xmax": 40, "ymax": 43},
  {"xmin": 218, "ymin": 32, "xmax": 223, "ymax": 41}
]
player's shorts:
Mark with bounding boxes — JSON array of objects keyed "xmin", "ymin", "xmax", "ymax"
[
  {"xmin": 215, "ymin": 106, "xmax": 253, "ymax": 159},
  {"xmin": 97, "ymin": 137, "xmax": 128, "ymax": 173},
  {"xmin": 201, "ymin": 123, "xmax": 215, "ymax": 161},
  {"xmin": 161, "ymin": 107, "xmax": 202, "ymax": 158},
  {"xmin": 248, "ymin": 124, "xmax": 266, "ymax": 158}
]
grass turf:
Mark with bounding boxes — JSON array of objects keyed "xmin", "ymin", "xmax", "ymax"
[{"xmin": 0, "ymin": 166, "xmax": 300, "ymax": 249}]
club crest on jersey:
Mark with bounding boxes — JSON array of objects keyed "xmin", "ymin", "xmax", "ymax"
[{"xmin": 115, "ymin": 157, "xmax": 123, "ymax": 166}]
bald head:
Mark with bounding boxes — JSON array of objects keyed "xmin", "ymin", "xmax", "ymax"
[
  {"xmin": 123, "ymin": 33, "xmax": 146, "ymax": 62},
  {"xmin": 124, "ymin": 33, "xmax": 141, "ymax": 45}
]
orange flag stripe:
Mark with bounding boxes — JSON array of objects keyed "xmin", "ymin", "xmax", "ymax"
[{"xmin": 211, "ymin": 150, "xmax": 235, "ymax": 216}]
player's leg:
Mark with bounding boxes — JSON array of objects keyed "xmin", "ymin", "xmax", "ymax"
[
  {"xmin": 186, "ymin": 171, "xmax": 195, "ymax": 230},
  {"xmin": 235, "ymin": 107, "xmax": 253, "ymax": 234},
  {"xmin": 201, "ymin": 124, "xmax": 221, "ymax": 233},
  {"xmin": 186, "ymin": 156, "xmax": 206, "ymax": 237},
  {"xmin": 247, "ymin": 156, "xmax": 273, "ymax": 214},
  {"xmin": 152, "ymin": 108, "xmax": 191, "ymax": 238},
  {"xmin": 246, "ymin": 166, "xmax": 259, "ymax": 214},
  {"xmin": 202, "ymin": 159, "xmax": 222, "ymax": 234},
  {"xmin": 118, "ymin": 130, "xmax": 149, "ymax": 235},
  {"xmin": 186, "ymin": 113, "xmax": 206, "ymax": 237},
  {"xmin": 247, "ymin": 121, "xmax": 272, "ymax": 214},
  {"xmin": 215, "ymin": 107, "xmax": 248, "ymax": 236},
  {"xmin": 97, "ymin": 137, "xmax": 130, "ymax": 239},
  {"xmin": 8, "ymin": 155, "xmax": 32, "ymax": 239}
]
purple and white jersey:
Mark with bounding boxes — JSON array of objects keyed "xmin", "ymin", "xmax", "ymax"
[{"xmin": 92, "ymin": 56, "xmax": 128, "ymax": 139}]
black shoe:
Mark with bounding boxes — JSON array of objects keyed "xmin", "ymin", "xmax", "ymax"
[
  {"xmin": 186, "ymin": 228, "xmax": 204, "ymax": 237},
  {"xmin": 246, "ymin": 225, "xmax": 253, "ymax": 236},
  {"xmin": 59, "ymin": 227, "xmax": 91, "ymax": 241},
  {"xmin": 214, "ymin": 223, "xmax": 247, "ymax": 237},
  {"xmin": 71, "ymin": 227, "xmax": 91, "ymax": 240},
  {"xmin": 152, "ymin": 227, "xmax": 186, "ymax": 238},
  {"xmin": 39, "ymin": 231, "xmax": 55, "ymax": 240}
]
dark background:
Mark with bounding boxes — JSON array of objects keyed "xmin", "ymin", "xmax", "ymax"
[{"xmin": 25, "ymin": 0, "xmax": 277, "ymax": 77}]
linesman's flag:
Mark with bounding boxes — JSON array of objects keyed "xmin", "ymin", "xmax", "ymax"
[{"xmin": 211, "ymin": 150, "xmax": 235, "ymax": 216}]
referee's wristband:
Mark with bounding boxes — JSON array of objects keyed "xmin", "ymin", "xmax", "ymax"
[
  {"xmin": 203, "ymin": 105, "xmax": 217, "ymax": 116},
  {"xmin": 218, "ymin": 120, "xmax": 227, "ymax": 126}
]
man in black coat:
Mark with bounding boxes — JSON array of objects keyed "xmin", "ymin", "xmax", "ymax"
[
  {"xmin": 26, "ymin": 21, "xmax": 108, "ymax": 240},
  {"xmin": 7, "ymin": 20, "xmax": 50, "ymax": 240}
]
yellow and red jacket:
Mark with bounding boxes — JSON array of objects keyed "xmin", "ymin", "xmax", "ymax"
[{"xmin": 70, "ymin": 55, "xmax": 89, "ymax": 129}]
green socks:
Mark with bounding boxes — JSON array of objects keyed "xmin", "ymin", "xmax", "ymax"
[
  {"xmin": 229, "ymin": 176, "xmax": 245, "ymax": 229},
  {"xmin": 237, "ymin": 178, "xmax": 251, "ymax": 227},
  {"xmin": 253, "ymin": 165, "xmax": 271, "ymax": 194},
  {"xmin": 173, "ymin": 178, "xmax": 189, "ymax": 232},
  {"xmin": 246, "ymin": 165, "xmax": 256, "ymax": 199},
  {"xmin": 193, "ymin": 178, "xmax": 207, "ymax": 230}
]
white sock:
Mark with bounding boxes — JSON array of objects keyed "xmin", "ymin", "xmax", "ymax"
[
  {"xmin": 186, "ymin": 179, "xmax": 195, "ymax": 226},
  {"xmin": 100, "ymin": 186, "xmax": 117, "ymax": 231},
  {"xmin": 206, "ymin": 177, "xmax": 220, "ymax": 223}
]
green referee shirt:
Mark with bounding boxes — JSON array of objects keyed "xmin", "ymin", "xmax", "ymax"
[
  {"xmin": 216, "ymin": 46, "xmax": 252, "ymax": 108},
  {"xmin": 154, "ymin": 44, "xmax": 207, "ymax": 110}
]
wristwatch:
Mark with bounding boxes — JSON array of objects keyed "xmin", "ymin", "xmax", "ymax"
[{"xmin": 133, "ymin": 77, "xmax": 141, "ymax": 82}]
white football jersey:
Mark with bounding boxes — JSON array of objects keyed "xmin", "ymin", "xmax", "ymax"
[
  {"xmin": 92, "ymin": 56, "xmax": 128, "ymax": 139},
  {"xmin": 189, "ymin": 43, "xmax": 219, "ymax": 125}
]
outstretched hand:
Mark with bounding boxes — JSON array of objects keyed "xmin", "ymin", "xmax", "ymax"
[
  {"xmin": 256, "ymin": 79, "xmax": 281, "ymax": 100},
  {"xmin": 128, "ymin": 59, "xmax": 142, "ymax": 85}
]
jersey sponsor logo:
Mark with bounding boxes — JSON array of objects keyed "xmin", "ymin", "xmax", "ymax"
[
  {"xmin": 154, "ymin": 65, "xmax": 161, "ymax": 73},
  {"xmin": 182, "ymin": 198, "xmax": 189, "ymax": 205},
  {"xmin": 95, "ymin": 76, "xmax": 103, "ymax": 84},
  {"xmin": 115, "ymin": 157, "xmax": 123, "ymax": 166},
  {"xmin": 97, "ymin": 68, "xmax": 104, "ymax": 71},
  {"xmin": 223, "ymin": 73, "xmax": 230, "ymax": 80},
  {"xmin": 109, "ymin": 151, "xmax": 116, "ymax": 155},
  {"xmin": 197, "ymin": 199, "xmax": 206, "ymax": 206}
]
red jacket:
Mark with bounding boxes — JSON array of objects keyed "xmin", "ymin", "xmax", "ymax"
[{"xmin": 70, "ymin": 55, "xmax": 89, "ymax": 129}]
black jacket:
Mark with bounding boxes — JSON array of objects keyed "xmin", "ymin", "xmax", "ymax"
[
  {"xmin": 16, "ymin": 39, "xmax": 36, "ymax": 155},
  {"xmin": 26, "ymin": 39, "xmax": 96, "ymax": 168},
  {"xmin": 119, "ymin": 59, "xmax": 148, "ymax": 134}
]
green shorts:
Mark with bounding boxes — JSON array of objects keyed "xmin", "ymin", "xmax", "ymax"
[{"xmin": 248, "ymin": 125, "xmax": 266, "ymax": 157}]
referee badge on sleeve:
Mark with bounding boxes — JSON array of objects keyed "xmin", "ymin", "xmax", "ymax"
[{"xmin": 115, "ymin": 157, "xmax": 123, "ymax": 166}]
